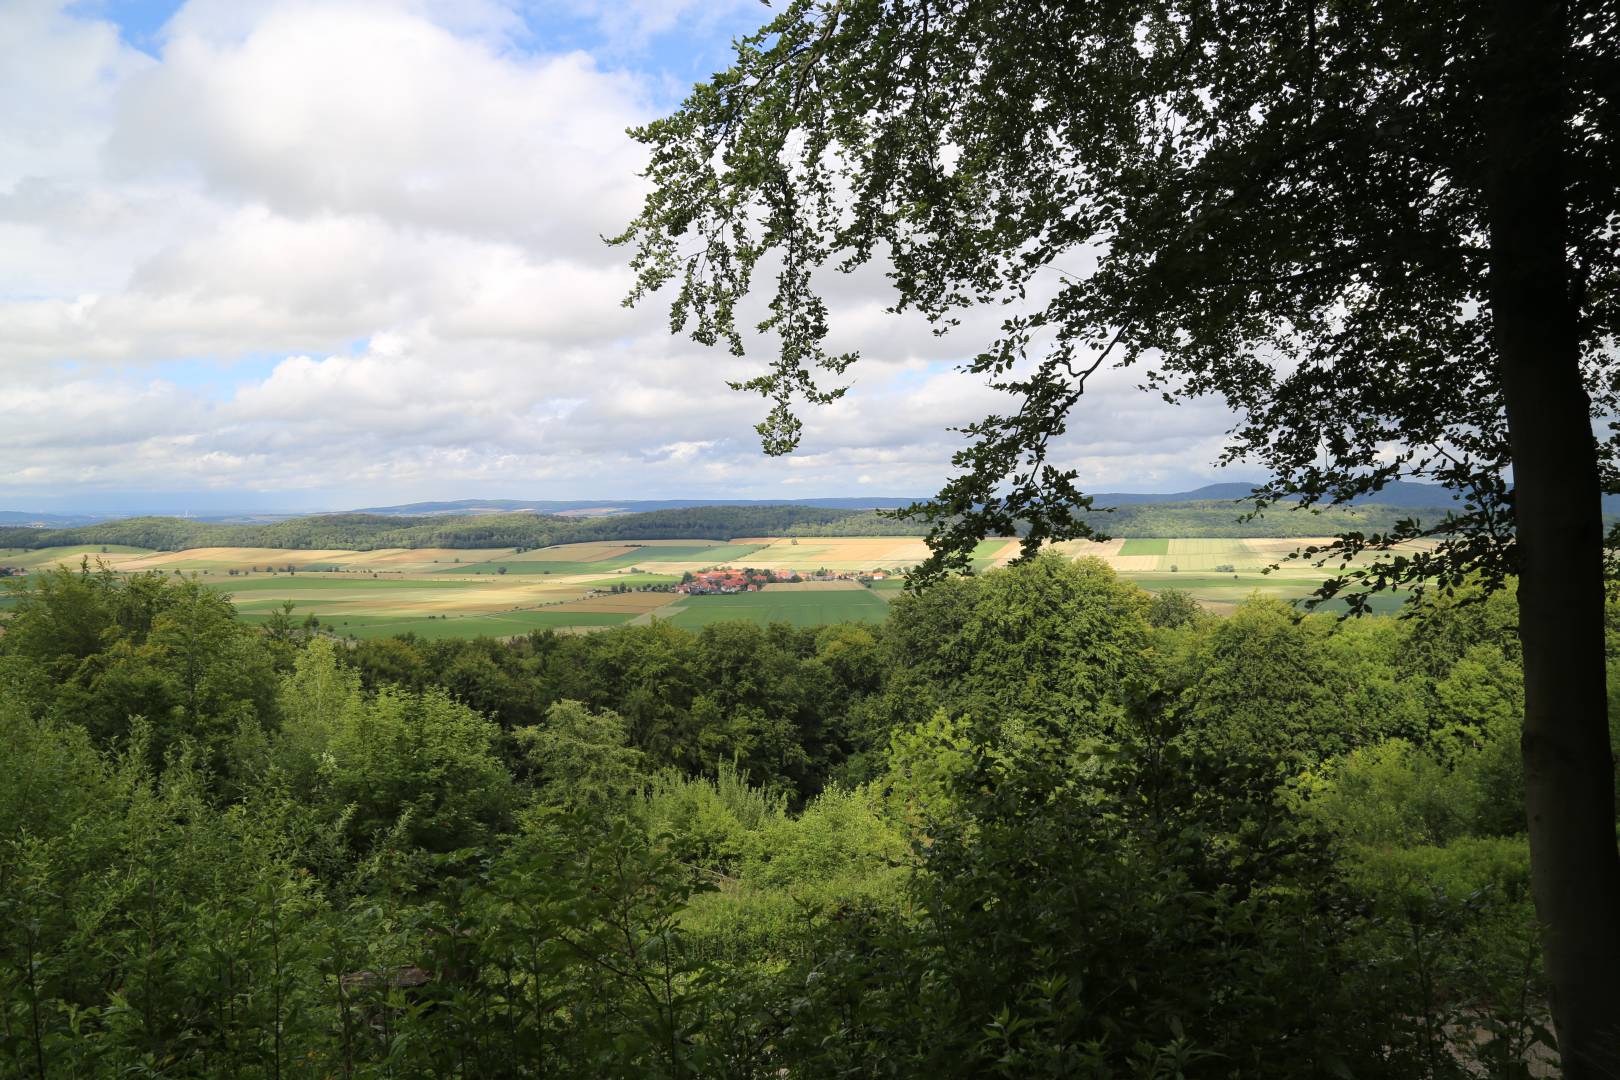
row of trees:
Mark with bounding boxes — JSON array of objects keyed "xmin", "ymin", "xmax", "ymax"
[
  {"xmin": 1, "ymin": 556, "xmax": 1595, "ymax": 1074},
  {"xmin": 0, "ymin": 507, "xmax": 878, "ymax": 554}
]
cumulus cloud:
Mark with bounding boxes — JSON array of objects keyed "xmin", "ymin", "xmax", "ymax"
[{"xmin": 0, "ymin": 0, "xmax": 1241, "ymax": 507}]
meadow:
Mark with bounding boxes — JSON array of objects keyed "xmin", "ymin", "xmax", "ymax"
[
  {"xmin": 663, "ymin": 586, "xmax": 891, "ymax": 629},
  {"xmin": 0, "ymin": 533, "xmax": 1429, "ymax": 638}
]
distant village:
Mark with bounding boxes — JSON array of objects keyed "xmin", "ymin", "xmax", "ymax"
[{"xmin": 675, "ymin": 567, "xmax": 893, "ymax": 595}]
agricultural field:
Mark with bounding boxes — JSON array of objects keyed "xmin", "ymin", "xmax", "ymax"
[
  {"xmin": 1048, "ymin": 536, "xmax": 1431, "ymax": 614},
  {"xmin": 1117, "ymin": 538, "xmax": 1170, "ymax": 556},
  {"xmin": 0, "ymin": 534, "xmax": 1428, "ymax": 639},
  {"xmin": 435, "ymin": 540, "xmax": 770, "ymax": 576},
  {"xmin": 725, "ymin": 535, "xmax": 1022, "ymax": 573},
  {"xmin": 660, "ymin": 584, "xmax": 891, "ymax": 629},
  {"xmin": 0, "ymin": 544, "xmax": 156, "ymax": 570},
  {"xmin": 237, "ymin": 608, "xmax": 636, "ymax": 641}
]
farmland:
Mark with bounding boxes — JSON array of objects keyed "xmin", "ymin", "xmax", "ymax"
[
  {"xmin": 1048, "ymin": 536, "xmax": 1428, "ymax": 613},
  {"xmin": 0, "ymin": 533, "xmax": 1429, "ymax": 638},
  {"xmin": 663, "ymin": 587, "xmax": 891, "ymax": 629}
]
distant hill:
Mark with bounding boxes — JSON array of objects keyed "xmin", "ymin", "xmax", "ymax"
[
  {"xmin": 0, "ymin": 511, "xmax": 107, "ymax": 527},
  {"xmin": 347, "ymin": 482, "xmax": 1468, "ymax": 517},
  {"xmin": 1089, "ymin": 479, "xmax": 1473, "ymax": 509},
  {"xmin": 0, "ymin": 494, "xmax": 1480, "ymax": 554},
  {"xmin": 345, "ymin": 497, "xmax": 925, "ymax": 517},
  {"xmin": 0, "ymin": 506, "xmax": 893, "ymax": 553},
  {"xmin": 0, "ymin": 481, "xmax": 1482, "ymax": 526}
]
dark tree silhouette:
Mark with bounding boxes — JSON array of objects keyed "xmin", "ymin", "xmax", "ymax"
[{"xmin": 616, "ymin": 0, "xmax": 1620, "ymax": 1067}]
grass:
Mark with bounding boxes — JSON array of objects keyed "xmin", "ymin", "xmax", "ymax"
[
  {"xmin": 1310, "ymin": 592, "xmax": 1412, "ymax": 615},
  {"xmin": 208, "ymin": 576, "xmax": 474, "ymax": 593},
  {"xmin": 239, "ymin": 609, "xmax": 633, "ymax": 640},
  {"xmin": 631, "ymin": 543, "xmax": 767, "ymax": 564},
  {"xmin": 662, "ymin": 588, "xmax": 891, "ymax": 629},
  {"xmin": 969, "ymin": 539, "xmax": 1018, "ymax": 572},
  {"xmin": 574, "ymin": 574, "xmax": 682, "ymax": 590},
  {"xmin": 1121, "ymin": 571, "xmax": 1414, "ymax": 616},
  {"xmin": 1122, "ymin": 572, "xmax": 1278, "ymax": 590},
  {"xmin": 1118, "ymin": 538, "xmax": 1171, "ymax": 556}
]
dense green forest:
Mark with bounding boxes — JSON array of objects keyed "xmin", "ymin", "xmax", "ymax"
[
  {"xmin": 0, "ymin": 498, "xmax": 1459, "ymax": 553},
  {"xmin": 1, "ymin": 556, "xmax": 1589, "ymax": 1075}
]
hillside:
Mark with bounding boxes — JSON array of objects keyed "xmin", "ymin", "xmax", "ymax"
[{"xmin": 0, "ymin": 496, "xmax": 1466, "ymax": 553}]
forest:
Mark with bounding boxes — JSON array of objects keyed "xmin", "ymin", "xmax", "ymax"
[
  {"xmin": 1, "ymin": 555, "xmax": 1585, "ymax": 1076},
  {"xmin": 0, "ymin": 497, "xmax": 1460, "ymax": 555},
  {"xmin": 0, "ymin": 506, "xmax": 873, "ymax": 554}
]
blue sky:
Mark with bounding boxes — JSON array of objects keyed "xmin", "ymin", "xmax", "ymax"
[
  {"xmin": 1, "ymin": 1, "xmax": 1238, "ymax": 514},
  {"xmin": 86, "ymin": 0, "xmax": 762, "ymax": 92},
  {"xmin": 72, "ymin": 0, "xmax": 178, "ymax": 50}
]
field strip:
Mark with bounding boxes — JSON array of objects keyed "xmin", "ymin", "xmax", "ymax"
[
  {"xmin": 764, "ymin": 580, "xmax": 866, "ymax": 591},
  {"xmin": 550, "ymin": 593, "xmax": 681, "ymax": 613},
  {"xmin": 984, "ymin": 539, "xmax": 1024, "ymax": 568}
]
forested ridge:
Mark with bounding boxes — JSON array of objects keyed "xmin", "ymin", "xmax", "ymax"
[
  {"xmin": 0, "ymin": 506, "xmax": 871, "ymax": 553},
  {"xmin": 0, "ymin": 498, "xmax": 1460, "ymax": 553},
  {"xmin": 1, "ymin": 556, "xmax": 1587, "ymax": 1075}
]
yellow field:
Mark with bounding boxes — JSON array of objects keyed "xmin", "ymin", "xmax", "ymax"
[
  {"xmin": 1048, "ymin": 536, "xmax": 1435, "ymax": 574},
  {"xmin": 0, "ymin": 545, "xmax": 527, "ymax": 575},
  {"xmin": 324, "ymin": 548, "xmax": 515, "ymax": 570},
  {"xmin": 0, "ymin": 545, "xmax": 156, "ymax": 570},
  {"xmin": 501, "ymin": 542, "xmax": 637, "ymax": 562},
  {"xmin": 983, "ymin": 539, "xmax": 1025, "ymax": 568},
  {"xmin": 731, "ymin": 536, "xmax": 938, "ymax": 570},
  {"xmin": 118, "ymin": 547, "xmax": 363, "ymax": 571}
]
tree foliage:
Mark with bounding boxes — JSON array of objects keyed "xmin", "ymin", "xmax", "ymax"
[
  {"xmin": 615, "ymin": 0, "xmax": 1617, "ymax": 593},
  {"xmin": 0, "ymin": 558, "xmax": 1585, "ymax": 1074}
]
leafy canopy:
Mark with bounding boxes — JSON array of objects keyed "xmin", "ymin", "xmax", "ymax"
[{"xmin": 616, "ymin": 0, "xmax": 1620, "ymax": 597}]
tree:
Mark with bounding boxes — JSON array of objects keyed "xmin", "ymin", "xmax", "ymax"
[
  {"xmin": 617, "ymin": 0, "xmax": 1620, "ymax": 1066},
  {"xmin": 516, "ymin": 700, "xmax": 645, "ymax": 807}
]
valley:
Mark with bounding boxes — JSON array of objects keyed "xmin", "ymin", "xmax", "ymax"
[{"xmin": 2, "ymin": 533, "xmax": 1426, "ymax": 637}]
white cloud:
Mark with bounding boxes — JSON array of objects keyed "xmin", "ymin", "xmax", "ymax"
[
  {"xmin": 0, "ymin": 0, "xmax": 1241, "ymax": 507},
  {"xmin": 107, "ymin": 6, "xmax": 649, "ymax": 254}
]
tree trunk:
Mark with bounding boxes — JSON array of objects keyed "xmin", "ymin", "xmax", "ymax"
[{"xmin": 1485, "ymin": 1, "xmax": 1620, "ymax": 1073}]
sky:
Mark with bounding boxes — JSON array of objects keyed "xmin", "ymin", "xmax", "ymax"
[{"xmin": 2, "ymin": 0, "xmax": 1243, "ymax": 514}]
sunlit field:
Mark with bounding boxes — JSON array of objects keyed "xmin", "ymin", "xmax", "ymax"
[{"xmin": 0, "ymin": 534, "xmax": 1427, "ymax": 638}]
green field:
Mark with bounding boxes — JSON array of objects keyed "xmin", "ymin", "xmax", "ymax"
[
  {"xmin": 1121, "ymin": 571, "xmax": 1412, "ymax": 614},
  {"xmin": 1123, "ymin": 572, "xmax": 1276, "ymax": 590},
  {"xmin": 239, "ymin": 608, "xmax": 634, "ymax": 640},
  {"xmin": 2, "ymin": 535, "xmax": 1422, "ymax": 639},
  {"xmin": 968, "ymin": 538, "xmax": 1018, "ymax": 572},
  {"xmin": 661, "ymin": 588, "xmax": 891, "ymax": 629},
  {"xmin": 576, "ymin": 573, "xmax": 682, "ymax": 588},
  {"xmin": 637, "ymin": 543, "xmax": 769, "ymax": 564}
]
